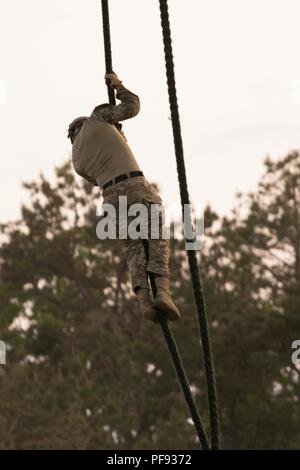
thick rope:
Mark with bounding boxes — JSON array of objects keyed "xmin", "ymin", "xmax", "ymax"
[
  {"xmin": 146, "ymin": 246, "xmax": 209, "ymax": 450},
  {"xmin": 101, "ymin": 0, "xmax": 116, "ymax": 105},
  {"xmin": 100, "ymin": 0, "xmax": 209, "ymax": 450},
  {"xmin": 159, "ymin": 316, "xmax": 209, "ymax": 449},
  {"xmin": 158, "ymin": 0, "xmax": 220, "ymax": 449}
]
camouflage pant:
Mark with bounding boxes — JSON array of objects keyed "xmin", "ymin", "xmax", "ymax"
[{"xmin": 102, "ymin": 176, "xmax": 170, "ymax": 291}]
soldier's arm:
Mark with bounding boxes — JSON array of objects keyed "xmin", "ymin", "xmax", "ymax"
[{"xmin": 91, "ymin": 84, "xmax": 140, "ymax": 123}]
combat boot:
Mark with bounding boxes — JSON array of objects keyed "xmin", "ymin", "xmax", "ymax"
[
  {"xmin": 153, "ymin": 276, "xmax": 181, "ymax": 321},
  {"xmin": 136, "ymin": 288, "xmax": 158, "ymax": 322}
]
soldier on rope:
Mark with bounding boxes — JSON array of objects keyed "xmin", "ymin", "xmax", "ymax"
[{"xmin": 68, "ymin": 72, "xmax": 180, "ymax": 322}]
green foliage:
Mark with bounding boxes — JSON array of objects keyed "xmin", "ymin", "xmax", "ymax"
[{"xmin": 0, "ymin": 154, "xmax": 299, "ymax": 449}]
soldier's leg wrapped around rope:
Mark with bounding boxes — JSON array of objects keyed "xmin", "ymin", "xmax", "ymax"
[{"xmin": 102, "ymin": 176, "xmax": 181, "ymax": 322}]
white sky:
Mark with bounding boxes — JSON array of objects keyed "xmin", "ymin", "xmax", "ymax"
[{"xmin": 1, "ymin": 0, "xmax": 300, "ymax": 222}]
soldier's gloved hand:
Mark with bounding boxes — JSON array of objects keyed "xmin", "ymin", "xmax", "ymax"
[{"xmin": 105, "ymin": 72, "xmax": 122, "ymax": 88}]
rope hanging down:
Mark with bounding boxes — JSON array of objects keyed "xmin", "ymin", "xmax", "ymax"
[
  {"xmin": 101, "ymin": 0, "xmax": 116, "ymax": 105},
  {"xmin": 100, "ymin": 0, "xmax": 209, "ymax": 450},
  {"xmin": 158, "ymin": 0, "xmax": 220, "ymax": 449},
  {"xmin": 144, "ymin": 241, "xmax": 209, "ymax": 449},
  {"xmin": 159, "ymin": 316, "xmax": 209, "ymax": 449}
]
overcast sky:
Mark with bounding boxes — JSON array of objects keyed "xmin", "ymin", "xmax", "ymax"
[{"xmin": 1, "ymin": 0, "xmax": 300, "ymax": 222}]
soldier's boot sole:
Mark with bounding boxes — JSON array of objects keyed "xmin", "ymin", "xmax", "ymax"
[{"xmin": 154, "ymin": 294, "xmax": 181, "ymax": 322}]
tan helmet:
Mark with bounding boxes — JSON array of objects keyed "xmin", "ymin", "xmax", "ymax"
[{"xmin": 67, "ymin": 116, "xmax": 88, "ymax": 142}]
